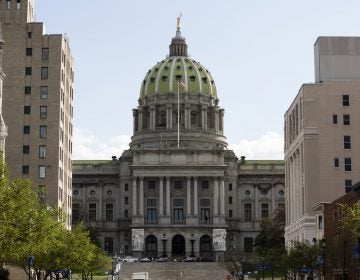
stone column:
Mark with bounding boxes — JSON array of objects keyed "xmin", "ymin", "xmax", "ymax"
[
  {"xmin": 166, "ymin": 105, "xmax": 172, "ymax": 130},
  {"xmin": 138, "ymin": 110, "xmax": 143, "ymax": 132},
  {"xmin": 139, "ymin": 177, "xmax": 144, "ymax": 216},
  {"xmin": 166, "ymin": 177, "xmax": 171, "ymax": 216},
  {"xmin": 219, "ymin": 178, "xmax": 225, "ymax": 216},
  {"xmin": 219, "ymin": 109, "xmax": 224, "ymax": 134},
  {"xmin": 150, "ymin": 105, "xmax": 155, "ymax": 130},
  {"xmin": 99, "ymin": 183, "xmax": 103, "ymax": 220},
  {"xmin": 132, "ymin": 178, "xmax": 137, "ymax": 216},
  {"xmin": 185, "ymin": 104, "xmax": 190, "ymax": 129},
  {"xmin": 193, "ymin": 177, "xmax": 198, "ymax": 216},
  {"xmin": 214, "ymin": 108, "xmax": 219, "ymax": 133},
  {"xmin": 159, "ymin": 177, "xmax": 164, "ymax": 216},
  {"xmin": 213, "ymin": 177, "xmax": 219, "ymax": 216},
  {"xmin": 186, "ymin": 177, "xmax": 191, "ymax": 216},
  {"xmin": 201, "ymin": 105, "xmax": 208, "ymax": 131},
  {"xmin": 254, "ymin": 184, "xmax": 259, "ymax": 220},
  {"xmin": 271, "ymin": 183, "xmax": 276, "ymax": 214},
  {"xmin": 132, "ymin": 109, "xmax": 138, "ymax": 134}
]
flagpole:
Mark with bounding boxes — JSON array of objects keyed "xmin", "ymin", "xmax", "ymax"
[{"xmin": 177, "ymin": 80, "xmax": 180, "ymax": 148}]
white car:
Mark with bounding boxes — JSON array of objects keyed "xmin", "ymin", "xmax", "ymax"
[{"xmin": 123, "ymin": 256, "xmax": 138, "ymax": 263}]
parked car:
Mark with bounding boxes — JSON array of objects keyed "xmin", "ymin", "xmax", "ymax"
[
  {"xmin": 182, "ymin": 256, "xmax": 197, "ymax": 262},
  {"xmin": 139, "ymin": 257, "xmax": 151, "ymax": 262},
  {"xmin": 155, "ymin": 257, "xmax": 168, "ymax": 262},
  {"xmin": 123, "ymin": 256, "xmax": 138, "ymax": 263}
]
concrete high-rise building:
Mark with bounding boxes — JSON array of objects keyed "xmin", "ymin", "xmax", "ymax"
[
  {"xmin": 284, "ymin": 37, "xmax": 360, "ymax": 245},
  {"xmin": 1, "ymin": 0, "xmax": 74, "ymax": 228}
]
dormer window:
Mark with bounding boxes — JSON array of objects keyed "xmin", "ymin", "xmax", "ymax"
[
  {"xmin": 162, "ymin": 75, "xmax": 167, "ymax": 82},
  {"xmin": 211, "ymin": 80, "xmax": 215, "ymax": 85},
  {"xmin": 164, "ymin": 66, "xmax": 169, "ymax": 71},
  {"xmin": 176, "ymin": 65, "xmax": 181, "ymax": 71},
  {"xmin": 150, "ymin": 77, "xmax": 155, "ymax": 83},
  {"xmin": 188, "ymin": 66, "xmax": 193, "ymax": 71},
  {"xmin": 176, "ymin": 58, "xmax": 181, "ymax": 62},
  {"xmin": 198, "ymin": 68, "xmax": 203, "ymax": 72},
  {"xmin": 190, "ymin": 75, "xmax": 196, "ymax": 82},
  {"xmin": 202, "ymin": 77, "xmax": 207, "ymax": 83},
  {"xmin": 154, "ymin": 67, "xmax": 159, "ymax": 72},
  {"xmin": 175, "ymin": 75, "xmax": 182, "ymax": 81}
]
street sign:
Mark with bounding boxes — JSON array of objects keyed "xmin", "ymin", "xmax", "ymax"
[
  {"xmin": 28, "ymin": 256, "xmax": 35, "ymax": 266},
  {"xmin": 226, "ymin": 275, "xmax": 231, "ymax": 280}
]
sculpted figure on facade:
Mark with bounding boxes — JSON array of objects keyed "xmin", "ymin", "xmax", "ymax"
[
  {"xmin": 132, "ymin": 229, "xmax": 144, "ymax": 251},
  {"xmin": 212, "ymin": 229, "xmax": 226, "ymax": 251}
]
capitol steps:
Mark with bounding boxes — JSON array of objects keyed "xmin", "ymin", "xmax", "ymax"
[{"xmin": 118, "ymin": 262, "xmax": 230, "ymax": 280}]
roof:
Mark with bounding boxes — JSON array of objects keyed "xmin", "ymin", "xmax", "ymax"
[{"xmin": 72, "ymin": 160, "xmax": 112, "ymax": 165}]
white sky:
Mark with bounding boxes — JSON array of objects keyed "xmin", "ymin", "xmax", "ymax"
[{"xmin": 36, "ymin": 0, "xmax": 360, "ymax": 160}]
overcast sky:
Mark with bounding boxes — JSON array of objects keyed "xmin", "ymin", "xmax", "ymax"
[{"xmin": 36, "ymin": 0, "xmax": 360, "ymax": 160}]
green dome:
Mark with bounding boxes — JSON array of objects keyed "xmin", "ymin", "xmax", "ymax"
[{"xmin": 140, "ymin": 57, "xmax": 217, "ymax": 99}]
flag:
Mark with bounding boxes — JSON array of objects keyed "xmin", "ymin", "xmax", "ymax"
[{"xmin": 178, "ymin": 80, "xmax": 188, "ymax": 91}]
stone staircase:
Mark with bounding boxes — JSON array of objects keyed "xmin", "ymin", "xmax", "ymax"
[{"xmin": 118, "ymin": 262, "xmax": 230, "ymax": 280}]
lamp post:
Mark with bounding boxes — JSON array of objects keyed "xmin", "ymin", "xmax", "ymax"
[
  {"xmin": 190, "ymin": 233, "xmax": 196, "ymax": 257},
  {"xmin": 162, "ymin": 233, "xmax": 168, "ymax": 258}
]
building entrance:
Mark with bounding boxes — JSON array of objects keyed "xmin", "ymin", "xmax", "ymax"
[
  {"xmin": 145, "ymin": 235, "xmax": 157, "ymax": 258},
  {"xmin": 172, "ymin": 234, "xmax": 185, "ymax": 256}
]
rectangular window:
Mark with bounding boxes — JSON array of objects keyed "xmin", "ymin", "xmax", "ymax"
[
  {"xmin": 200, "ymin": 208, "xmax": 210, "ymax": 224},
  {"xmin": 201, "ymin": 180, "xmax": 209, "ymax": 189},
  {"xmin": 343, "ymin": 95, "xmax": 349, "ymax": 106},
  {"xmin": 89, "ymin": 204, "xmax": 96, "ymax": 221},
  {"xmin": 261, "ymin": 203, "xmax": 269, "ymax": 218},
  {"xmin": 7, "ymin": 0, "xmax": 11, "ymax": 10},
  {"xmin": 41, "ymin": 67, "xmax": 48, "ymax": 80},
  {"xmin": 104, "ymin": 237, "xmax": 113, "ymax": 254},
  {"xmin": 345, "ymin": 180, "xmax": 353, "ymax": 193},
  {"xmin": 345, "ymin": 158, "xmax": 352, "ymax": 171},
  {"xmin": 22, "ymin": 165, "xmax": 29, "ymax": 174},
  {"xmin": 124, "ymin": 210, "xmax": 128, "ymax": 217},
  {"xmin": 25, "ymin": 67, "xmax": 32, "ymax": 75},
  {"xmin": 318, "ymin": 215, "xmax": 323, "ymax": 229},
  {"xmin": 334, "ymin": 157, "xmax": 339, "ymax": 168},
  {"xmin": 174, "ymin": 180, "xmax": 183, "ymax": 189},
  {"xmin": 72, "ymin": 204, "xmax": 80, "ymax": 223},
  {"xmin": 40, "ymin": 86, "xmax": 48, "ymax": 99},
  {"xmin": 174, "ymin": 199, "xmax": 184, "ymax": 206},
  {"xmin": 26, "ymin": 48, "xmax": 32, "ymax": 56},
  {"xmin": 27, "ymin": 32, "xmax": 32, "ymax": 38},
  {"xmin": 332, "ymin": 114, "xmax": 338, "ymax": 124},
  {"xmin": 105, "ymin": 204, "xmax": 113, "ymax": 221},
  {"xmin": 39, "ymin": 145, "xmax": 46, "ymax": 159},
  {"xmin": 24, "ymin": 106, "xmax": 31, "ymax": 114},
  {"xmin": 42, "ymin": 48, "xmax": 49, "ymax": 60},
  {"xmin": 23, "ymin": 126, "xmax": 30, "ymax": 134},
  {"xmin": 125, "ymin": 196, "xmax": 128, "ymax": 204},
  {"xmin": 148, "ymin": 180, "xmax": 156, "ymax": 189},
  {"xmin": 16, "ymin": 0, "xmax": 21, "ymax": 9},
  {"xmin": 39, "ymin": 165, "xmax": 46, "ymax": 178},
  {"xmin": 229, "ymin": 196, "xmax": 233, "ymax": 204},
  {"xmin": 244, "ymin": 237, "xmax": 253, "ymax": 253},
  {"xmin": 200, "ymin": 199, "xmax": 210, "ymax": 207},
  {"xmin": 147, "ymin": 199, "xmax": 156, "ymax": 206},
  {"xmin": 23, "ymin": 145, "xmax": 29, "ymax": 154},
  {"xmin": 244, "ymin": 203, "xmax": 252, "ymax": 221},
  {"xmin": 343, "ymin": 114, "xmax": 350, "ymax": 125},
  {"xmin": 25, "ymin": 86, "xmax": 31, "ymax": 94},
  {"xmin": 146, "ymin": 208, "xmax": 157, "ymax": 224},
  {"xmin": 229, "ymin": 209, "xmax": 233, "ymax": 217},
  {"xmin": 173, "ymin": 208, "xmax": 184, "ymax": 223},
  {"xmin": 39, "ymin": 125, "xmax": 47, "ymax": 138},
  {"xmin": 229, "ymin": 183, "xmax": 232, "ymax": 191},
  {"xmin": 344, "ymin": 135, "xmax": 351, "ymax": 149},
  {"xmin": 40, "ymin": 106, "xmax": 47, "ymax": 119}
]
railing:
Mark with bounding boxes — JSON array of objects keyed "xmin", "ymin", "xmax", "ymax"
[
  {"xmin": 239, "ymin": 163, "xmax": 285, "ymax": 173},
  {"xmin": 199, "ymin": 219, "xmax": 212, "ymax": 225},
  {"xmin": 144, "ymin": 219, "xmax": 159, "ymax": 225},
  {"xmin": 172, "ymin": 219, "xmax": 186, "ymax": 225},
  {"xmin": 72, "ymin": 162, "xmax": 118, "ymax": 174}
]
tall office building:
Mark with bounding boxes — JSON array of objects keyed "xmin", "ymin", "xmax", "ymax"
[
  {"xmin": 0, "ymin": 21, "xmax": 7, "ymax": 156},
  {"xmin": 1, "ymin": 0, "xmax": 74, "ymax": 228},
  {"xmin": 284, "ymin": 37, "xmax": 360, "ymax": 245}
]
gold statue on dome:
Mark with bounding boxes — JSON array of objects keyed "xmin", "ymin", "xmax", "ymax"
[{"xmin": 176, "ymin": 13, "xmax": 182, "ymax": 30}]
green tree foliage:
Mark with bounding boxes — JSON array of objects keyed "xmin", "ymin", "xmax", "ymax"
[
  {"xmin": 0, "ymin": 160, "xmax": 110, "ymax": 280},
  {"xmin": 339, "ymin": 202, "xmax": 360, "ymax": 236}
]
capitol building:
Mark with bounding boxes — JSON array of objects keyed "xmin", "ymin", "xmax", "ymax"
[{"xmin": 72, "ymin": 21, "xmax": 285, "ymax": 261}]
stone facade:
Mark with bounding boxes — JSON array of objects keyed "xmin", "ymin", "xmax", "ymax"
[
  {"xmin": 1, "ymin": 0, "xmax": 74, "ymax": 228},
  {"xmin": 72, "ymin": 25, "xmax": 284, "ymax": 259},
  {"xmin": 284, "ymin": 37, "xmax": 360, "ymax": 246}
]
